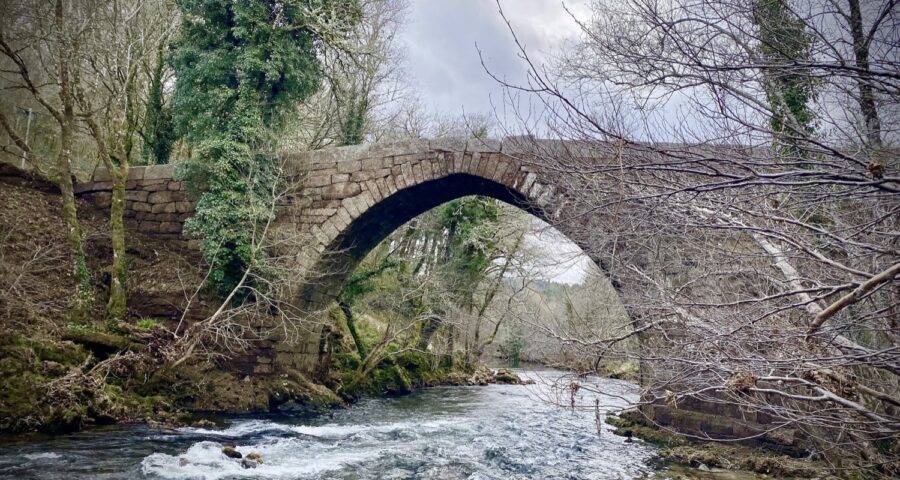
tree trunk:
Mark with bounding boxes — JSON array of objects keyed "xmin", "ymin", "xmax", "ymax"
[
  {"xmin": 339, "ymin": 300, "xmax": 367, "ymax": 359},
  {"xmin": 847, "ymin": 0, "xmax": 883, "ymax": 150},
  {"xmin": 55, "ymin": 0, "xmax": 92, "ymax": 313},
  {"xmin": 106, "ymin": 169, "xmax": 128, "ymax": 325}
]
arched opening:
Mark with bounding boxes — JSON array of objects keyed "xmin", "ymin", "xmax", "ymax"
[
  {"xmin": 299, "ymin": 168, "xmax": 634, "ymax": 387},
  {"xmin": 300, "ymin": 172, "xmax": 552, "ymax": 306}
]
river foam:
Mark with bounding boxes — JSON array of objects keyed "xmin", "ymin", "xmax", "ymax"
[{"xmin": 2, "ymin": 370, "xmax": 659, "ymax": 480}]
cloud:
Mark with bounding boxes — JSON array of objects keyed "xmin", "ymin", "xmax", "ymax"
[{"xmin": 400, "ymin": 0, "xmax": 588, "ymax": 116}]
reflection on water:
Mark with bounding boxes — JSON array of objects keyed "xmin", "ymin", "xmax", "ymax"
[{"xmin": 0, "ymin": 369, "xmax": 662, "ymax": 479}]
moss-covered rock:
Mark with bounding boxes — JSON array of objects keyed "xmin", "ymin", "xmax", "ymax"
[
  {"xmin": 606, "ymin": 412, "xmax": 830, "ymax": 478},
  {"xmin": 61, "ymin": 328, "xmax": 146, "ymax": 357}
]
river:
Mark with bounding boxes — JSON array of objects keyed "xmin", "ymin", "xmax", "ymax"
[{"xmin": 0, "ymin": 369, "xmax": 668, "ymax": 479}]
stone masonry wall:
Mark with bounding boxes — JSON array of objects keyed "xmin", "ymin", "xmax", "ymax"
[{"xmin": 74, "ymin": 164, "xmax": 195, "ymax": 244}]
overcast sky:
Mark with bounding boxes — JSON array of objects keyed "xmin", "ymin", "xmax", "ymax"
[
  {"xmin": 399, "ymin": 0, "xmax": 589, "ymax": 118},
  {"xmin": 400, "ymin": 1, "xmax": 594, "ymax": 284}
]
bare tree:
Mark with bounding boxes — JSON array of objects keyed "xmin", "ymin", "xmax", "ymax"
[
  {"xmin": 0, "ymin": 0, "xmax": 98, "ymax": 311},
  {"xmin": 485, "ymin": 0, "xmax": 899, "ymax": 475}
]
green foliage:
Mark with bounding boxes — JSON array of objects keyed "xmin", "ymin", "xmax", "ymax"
[
  {"xmin": 438, "ymin": 197, "xmax": 501, "ymax": 305},
  {"xmin": 502, "ymin": 323, "xmax": 524, "ymax": 368},
  {"xmin": 65, "ymin": 322, "xmax": 99, "ymax": 334},
  {"xmin": 136, "ymin": 318, "xmax": 160, "ymax": 330},
  {"xmin": 171, "ymin": 0, "xmax": 359, "ymax": 293},
  {"xmin": 142, "ymin": 48, "xmax": 176, "ymax": 165},
  {"xmin": 338, "ymin": 257, "xmax": 403, "ymax": 306},
  {"xmin": 753, "ymin": 0, "xmax": 817, "ymax": 156},
  {"xmin": 339, "ymin": 96, "xmax": 368, "ymax": 146}
]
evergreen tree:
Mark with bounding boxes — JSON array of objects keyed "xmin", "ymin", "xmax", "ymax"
[
  {"xmin": 142, "ymin": 48, "xmax": 176, "ymax": 165},
  {"xmin": 171, "ymin": 0, "xmax": 359, "ymax": 293},
  {"xmin": 752, "ymin": 0, "xmax": 816, "ymax": 156}
]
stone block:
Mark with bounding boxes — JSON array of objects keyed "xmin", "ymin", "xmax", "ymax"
[
  {"xmin": 412, "ymin": 163, "xmax": 425, "ymax": 184},
  {"xmin": 148, "ymin": 191, "xmax": 173, "ymax": 203},
  {"xmin": 138, "ymin": 221, "xmax": 161, "ymax": 232},
  {"xmin": 125, "ymin": 190, "xmax": 149, "ymax": 202},
  {"xmin": 421, "ymin": 160, "xmax": 435, "ymax": 180},
  {"xmin": 131, "ymin": 201, "xmax": 152, "ymax": 213},
  {"xmin": 342, "ymin": 195, "xmax": 363, "ymax": 218},
  {"xmin": 145, "ymin": 181, "xmax": 169, "ymax": 192},
  {"xmin": 167, "ymin": 181, "xmax": 183, "ymax": 191},
  {"xmin": 452, "ymin": 152, "xmax": 464, "ymax": 172},
  {"xmin": 336, "ymin": 159, "xmax": 361, "ymax": 173},
  {"xmin": 470, "ymin": 152, "xmax": 484, "ymax": 176},
  {"xmin": 310, "ymin": 225, "xmax": 329, "ymax": 245},
  {"xmin": 306, "ymin": 174, "xmax": 331, "ymax": 187},
  {"xmin": 160, "ymin": 222, "xmax": 182, "ymax": 233},
  {"xmin": 322, "ymin": 182, "xmax": 361, "ymax": 200},
  {"xmin": 334, "ymin": 207, "xmax": 352, "ymax": 230},
  {"xmin": 399, "ymin": 163, "xmax": 413, "ymax": 184},
  {"xmin": 307, "ymin": 207, "xmax": 338, "ymax": 217},
  {"xmin": 151, "ymin": 202, "xmax": 177, "ymax": 214},
  {"xmin": 517, "ymin": 171, "xmax": 537, "ymax": 193},
  {"xmin": 376, "ymin": 177, "xmax": 393, "ymax": 198},
  {"xmin": 92, "ymin": 169, "xmax": 112, "ymax": 182},
  {"xmin": 175, "ymin": 201, "xmax": 194, "ymax": 213},
  {"xmin": 153, "ymin": 213, "xmax": 179, "ymax": 222},
  {"xmin": 350, "ymin": 170, "xmax": 380, "ymax": 182},
  {"xmin": 358, "ymin": 191, "xmax": 375, "ymax": 209},
  {"xmin": 331, "ymin": 173, "xmax": 350, "ymax": 183},
  {"xmin": 364, "ymin": 179, "xmax": 383, "ymax": 202},
  {"xmin": 124, "ymin": 167, "xmax": 144, "ymax": 181},
  {"xmin": 322, "ymin": 220, "xmax": 340, "ymax": 240},
  {"xmin": 143, "ymin": 164, "xmax": 175, "ymax": 180}
]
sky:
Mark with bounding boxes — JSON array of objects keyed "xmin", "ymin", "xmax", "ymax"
[
  {"xmin": 400, "ymin": 0, "xmax": 594, "ymax": 284},
  {"xmin": 399, "ymin": 0, "xmax": 589, "ymax": 118}
]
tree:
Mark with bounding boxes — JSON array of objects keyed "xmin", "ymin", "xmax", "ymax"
[
  {"xmin": 78, "ymin": 0, "xmax": 180, "ymax": 324},
  {"xmin": 142, "ymin": 47, "xmax": 177, "ymax": 165},
  {"xmin": 1, "ymin": 0, "xmax": 181, "ymax": 324},
  {"xmin": 171, "ymin": 0, "xmax": 360, "ymax": 293},
  {"xmin": 488, "ymin": 0, "xmax": 899, "ymax": 474},
  {"xmin": 752, "ymin": 0, "xmax": 816, "ymax": 155},
  {"xmin": 0, "ymin": 0, "xmax": 94, "ymax": 314},
  {"xmin": 281, "ymin": 0, "xmax": 410, "ymax": 150}
]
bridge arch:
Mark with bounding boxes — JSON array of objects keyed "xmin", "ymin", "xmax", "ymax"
[{"xmin": 282, "ymin": 139, "xmax": 571, "ymax": 308}]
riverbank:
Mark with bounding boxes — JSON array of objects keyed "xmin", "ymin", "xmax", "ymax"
[
  {"xmin": 0, "ymin": 173, "xmax": 524, "ymax": 435},
  {"xmin": 607, "ymin": 412, "xmax": 836, "ymax": 479}
]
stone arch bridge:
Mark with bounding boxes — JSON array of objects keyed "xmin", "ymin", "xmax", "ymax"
[
  {"xmin": 74, "ymin": 138, "xmax": 790, "ymax": 448},
  {"xmin": 76, "ymin": 138, "xmax": 587, "ymax": 310}
]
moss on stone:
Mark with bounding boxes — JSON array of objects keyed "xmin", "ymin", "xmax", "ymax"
[
  {"xmin": 61, "ymin": 328, "xmax": 146, "ymax": 356},
  {"xmin": 606, "ymin": 413, "xmax": 831, "ymax": 479}
]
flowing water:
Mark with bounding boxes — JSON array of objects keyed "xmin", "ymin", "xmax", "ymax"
[{"xmin": 0, "ymin": 369, "xmax": 667, "ymax": 479}]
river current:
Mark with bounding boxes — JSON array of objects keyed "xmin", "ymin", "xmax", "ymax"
[{"xmin": 0, "ymin": 369, "xmax": 663, "ymax": 479}]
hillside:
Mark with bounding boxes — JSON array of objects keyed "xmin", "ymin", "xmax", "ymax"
[{"xmin": 0, "ymin": 167, "xmax": 208, "ymax": 432}]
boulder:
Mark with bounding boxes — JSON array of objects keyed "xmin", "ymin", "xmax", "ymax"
[
  {"xmin": 245, "ymin": 452, "xmax": 264, "ymax": 463},
  {"xmin": 222, "ymin": 446, "xmax": 242, "ymax": 459},
  {"xmin": 241, "ymin": 457, "xmax": 262, "ymax": 469},
  {"xmin": 493, "ymin": 368, "xmax": 524, "ymax": 384},
  {"xmin": 468, "ymin": 365, "xmax": 493, "ymax": 385}
]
